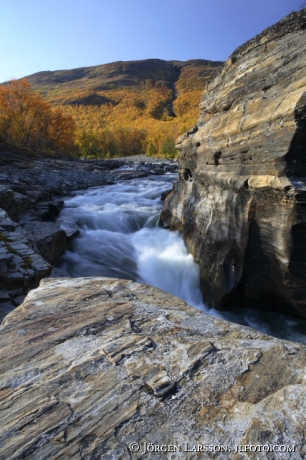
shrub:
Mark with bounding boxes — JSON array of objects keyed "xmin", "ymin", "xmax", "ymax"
[{"xmin": 0, "ymin": 79, "xmax": 75, "ymax": 152}]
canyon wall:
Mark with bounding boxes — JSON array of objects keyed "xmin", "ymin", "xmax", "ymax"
[{"xmin": 161, "ymin": 9, "xmax": 306, "ymax": 318}]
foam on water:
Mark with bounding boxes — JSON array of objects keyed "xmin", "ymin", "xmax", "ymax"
[
  {"xmin": 58, "ymin": 174, "xmax": 306, "ymax": 344},
  {"xmin": 59, "ymin": 175, "xmax": 206, "ymax": 309}
]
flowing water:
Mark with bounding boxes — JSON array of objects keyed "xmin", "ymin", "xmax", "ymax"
[{"xmin": 58, "ymin": 174, "xmax": 306, "ymax": 344}]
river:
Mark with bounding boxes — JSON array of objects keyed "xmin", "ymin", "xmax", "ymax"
[{"xmin": 57, "ymin": 173, "xmax": 306, "ymax": 344}]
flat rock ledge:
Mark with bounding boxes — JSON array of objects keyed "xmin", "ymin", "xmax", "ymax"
[{"xmin": 1, "ymin": 277, "xmax": 306, "ymax": 459}]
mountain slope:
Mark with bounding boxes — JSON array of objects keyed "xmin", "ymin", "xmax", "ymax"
[
  {"xmin": 25, "ymin": 59, "xmax": 224, "ymax": 157},
  {"xmin": 26, "ymin": 59, "xmax": 223, "ymax": 104}
]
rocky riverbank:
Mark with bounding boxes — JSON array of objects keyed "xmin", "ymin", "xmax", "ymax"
[
  {"xmin": 0, "ymin": 145, "xmax": 177, "ymax": 321},
  {"xmin": 161, "ymin": 9, "xmax": 306, "ymax": 319}
]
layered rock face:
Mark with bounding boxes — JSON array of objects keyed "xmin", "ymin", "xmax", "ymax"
[
  {"xmin": 161, "ymin": 10, "xmax": 306, "ymax": 317},
  {"xmin": 1, "ymin": 277, "xmax": 306, "ymax": 459}
]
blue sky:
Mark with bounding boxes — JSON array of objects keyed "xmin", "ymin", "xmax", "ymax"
[{"xmin": 0, "ymin": 0, "xmax": 302, "ymax": 83}]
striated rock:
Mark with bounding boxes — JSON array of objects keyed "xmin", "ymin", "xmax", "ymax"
[
  {"xmin": 161, "ymin": 10, "xmax": 306, "ymax": 318},
  {"xmin": 0, "ymin": 209, "xmax": 51, "ymax": 318},
  {"xmin": 0, "ymin": 277, "xmax": 306, "ymax": 459}
]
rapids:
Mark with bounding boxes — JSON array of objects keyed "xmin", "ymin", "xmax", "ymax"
[{"xmin": 58, "ymin": 174, "xmax": 306, "ymax": 344}]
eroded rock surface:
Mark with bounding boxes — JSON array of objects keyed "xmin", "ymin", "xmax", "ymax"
[
  {"xmin": 161, "ymin": 10, "xmax": 306, "ymax": 317},
  {"xmin": 0, "ymin": 277, "xmax": 305, "ymax": 459}
]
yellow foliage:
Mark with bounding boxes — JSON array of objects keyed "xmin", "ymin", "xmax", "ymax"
[
  {"xmin": 15, "ymin": 61, "xmax": 223, "ymax": 157},
  {"xmin": 0, "ymin": 79, "xmax": 75, "ymax": 152}
]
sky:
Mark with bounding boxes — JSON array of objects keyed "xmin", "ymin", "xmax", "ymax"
[{"xmin": 0, "ymin": 0, "xmax": 303, "ymax": 83}]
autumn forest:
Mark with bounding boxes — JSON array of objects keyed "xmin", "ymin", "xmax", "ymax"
[{"xmin": 0, "ymin": 59, "xmax": 223, "ymax": 158}]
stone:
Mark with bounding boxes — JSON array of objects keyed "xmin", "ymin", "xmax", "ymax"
[
  {"xmin": 0, "ymin": 277, "xmax": 305, "ymax": 459},
  {"xmin": 161, "ymin": 189, "xmax": 172, "ymax": 201},
  {"xmin": 22, "ymin": 221, "xmax": 68, "ymax": 265},
  {"xmin": 0, "ymin": 208, "xmax": 52, "ymax": 307},
  {"xmin": 161, "ymin": 9, "xmax": 306, "ymax": 318},
  {"xmin": 0, "ymin": 173, "xmax": 9, "ymax": 181},
  {"xmin": 11, "ymin": 295, "xmax": 26, "ymax": 307},
  {"xmin": 0, "ymin": 289, "xmax": 10, "ymax": 300},
  {"xmin": 35, "ymin": 200, "xmax": 64, "ymax": 221},
  {"xmin": 7, "ymin": 288, "xmax": 23, "ymax": 298},
  {"xmin": 48, "ymin": 200, "xmax": 64, "ymax": 219},
  {"xmin": 0, "ymin": 300, "xmax": 15, "ymax": 323},
  {"xmin": 6, "ymin": 271, "xmax": 26, "ymax": 289},
  {"xmin": 30, "ymin": 255, "xmax": 51, "ymax": 279},
  {"xmin": 0, "ymin": 255, "xmax": 8, "ymax": 277},
  {"xmin": 0, "ymin": 188, "xmax": 32, "ymax": 221},
  {"xmin": 0, "ymin": 209, "xmax": 18, "ymax": 231},
  {"xmin": 0, "ymin": 186, "xmax": 14, "ymax": 213}
]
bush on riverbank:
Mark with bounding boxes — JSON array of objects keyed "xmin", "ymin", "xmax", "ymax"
[{"xmin": 0, "ymin": 79, "xmax": 76, "ymax": 154}]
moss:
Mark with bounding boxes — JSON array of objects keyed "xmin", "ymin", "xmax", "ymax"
[
  {"xmin": 0, "ymin": 233, "xmax": 12, "ymax": 243},
  {"xmin": 23, "ymin": 257, "xmax": 33, "ymax": 267},
  {"xmin": 6, "ymin": 243, "xmax": 17, "ymax": 255}
]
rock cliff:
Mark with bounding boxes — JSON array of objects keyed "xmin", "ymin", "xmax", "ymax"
[
  {"xmin": 161, "ymin": 9, "xmax": 306, "ymax": 318},
  {"xmin": 1, "ymin": 277, "xmax": 306, "ymax": 459}
]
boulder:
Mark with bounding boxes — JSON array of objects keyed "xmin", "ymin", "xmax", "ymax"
[
  {"xmin": 161, "ymin": 9, "xmax": 306, "ymax": 318},
  {"xmin": 0, "ymin": 186, "xmax": 33, "ymax": 221},
  {"xmin": 0, "ymin": 278, "xmax": 305, "ymax": 459},
  {"xmin": 21, "ymin": 220, "xmax": 68, "ymax": 265},
  {"xmin": 34, "ymin": 200, "xmax": 64, "ymax": 221},
  {"xmin": 34, "ymin": 223, "xmax": 68, "ymax": 265}
]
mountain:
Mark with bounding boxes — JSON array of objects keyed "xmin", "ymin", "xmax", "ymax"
[
  {"xmin": 24, "ymin": 59, "xmax": 224, "ymax": 157},
  {"xmin": 26, "ymin": 59, "xmax": 223, "ymax": 106}
]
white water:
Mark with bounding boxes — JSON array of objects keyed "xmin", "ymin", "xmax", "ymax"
[
  {"xmin": 58, "ymin": 175, "xmax": 204, "ymax": 309},
  {"xmin": 58, "ymin": 174, "xmax": 306, "ymax": 344}
]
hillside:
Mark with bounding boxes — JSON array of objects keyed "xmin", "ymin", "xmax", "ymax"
[{"xmin": 25, "ymin": 59, "xmax": 224, "ymax": 157}]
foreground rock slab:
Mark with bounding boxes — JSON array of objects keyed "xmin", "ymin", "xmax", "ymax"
[{"xmin": 0, "ymin": 277, "xmax": 306, "ymax": 459}]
